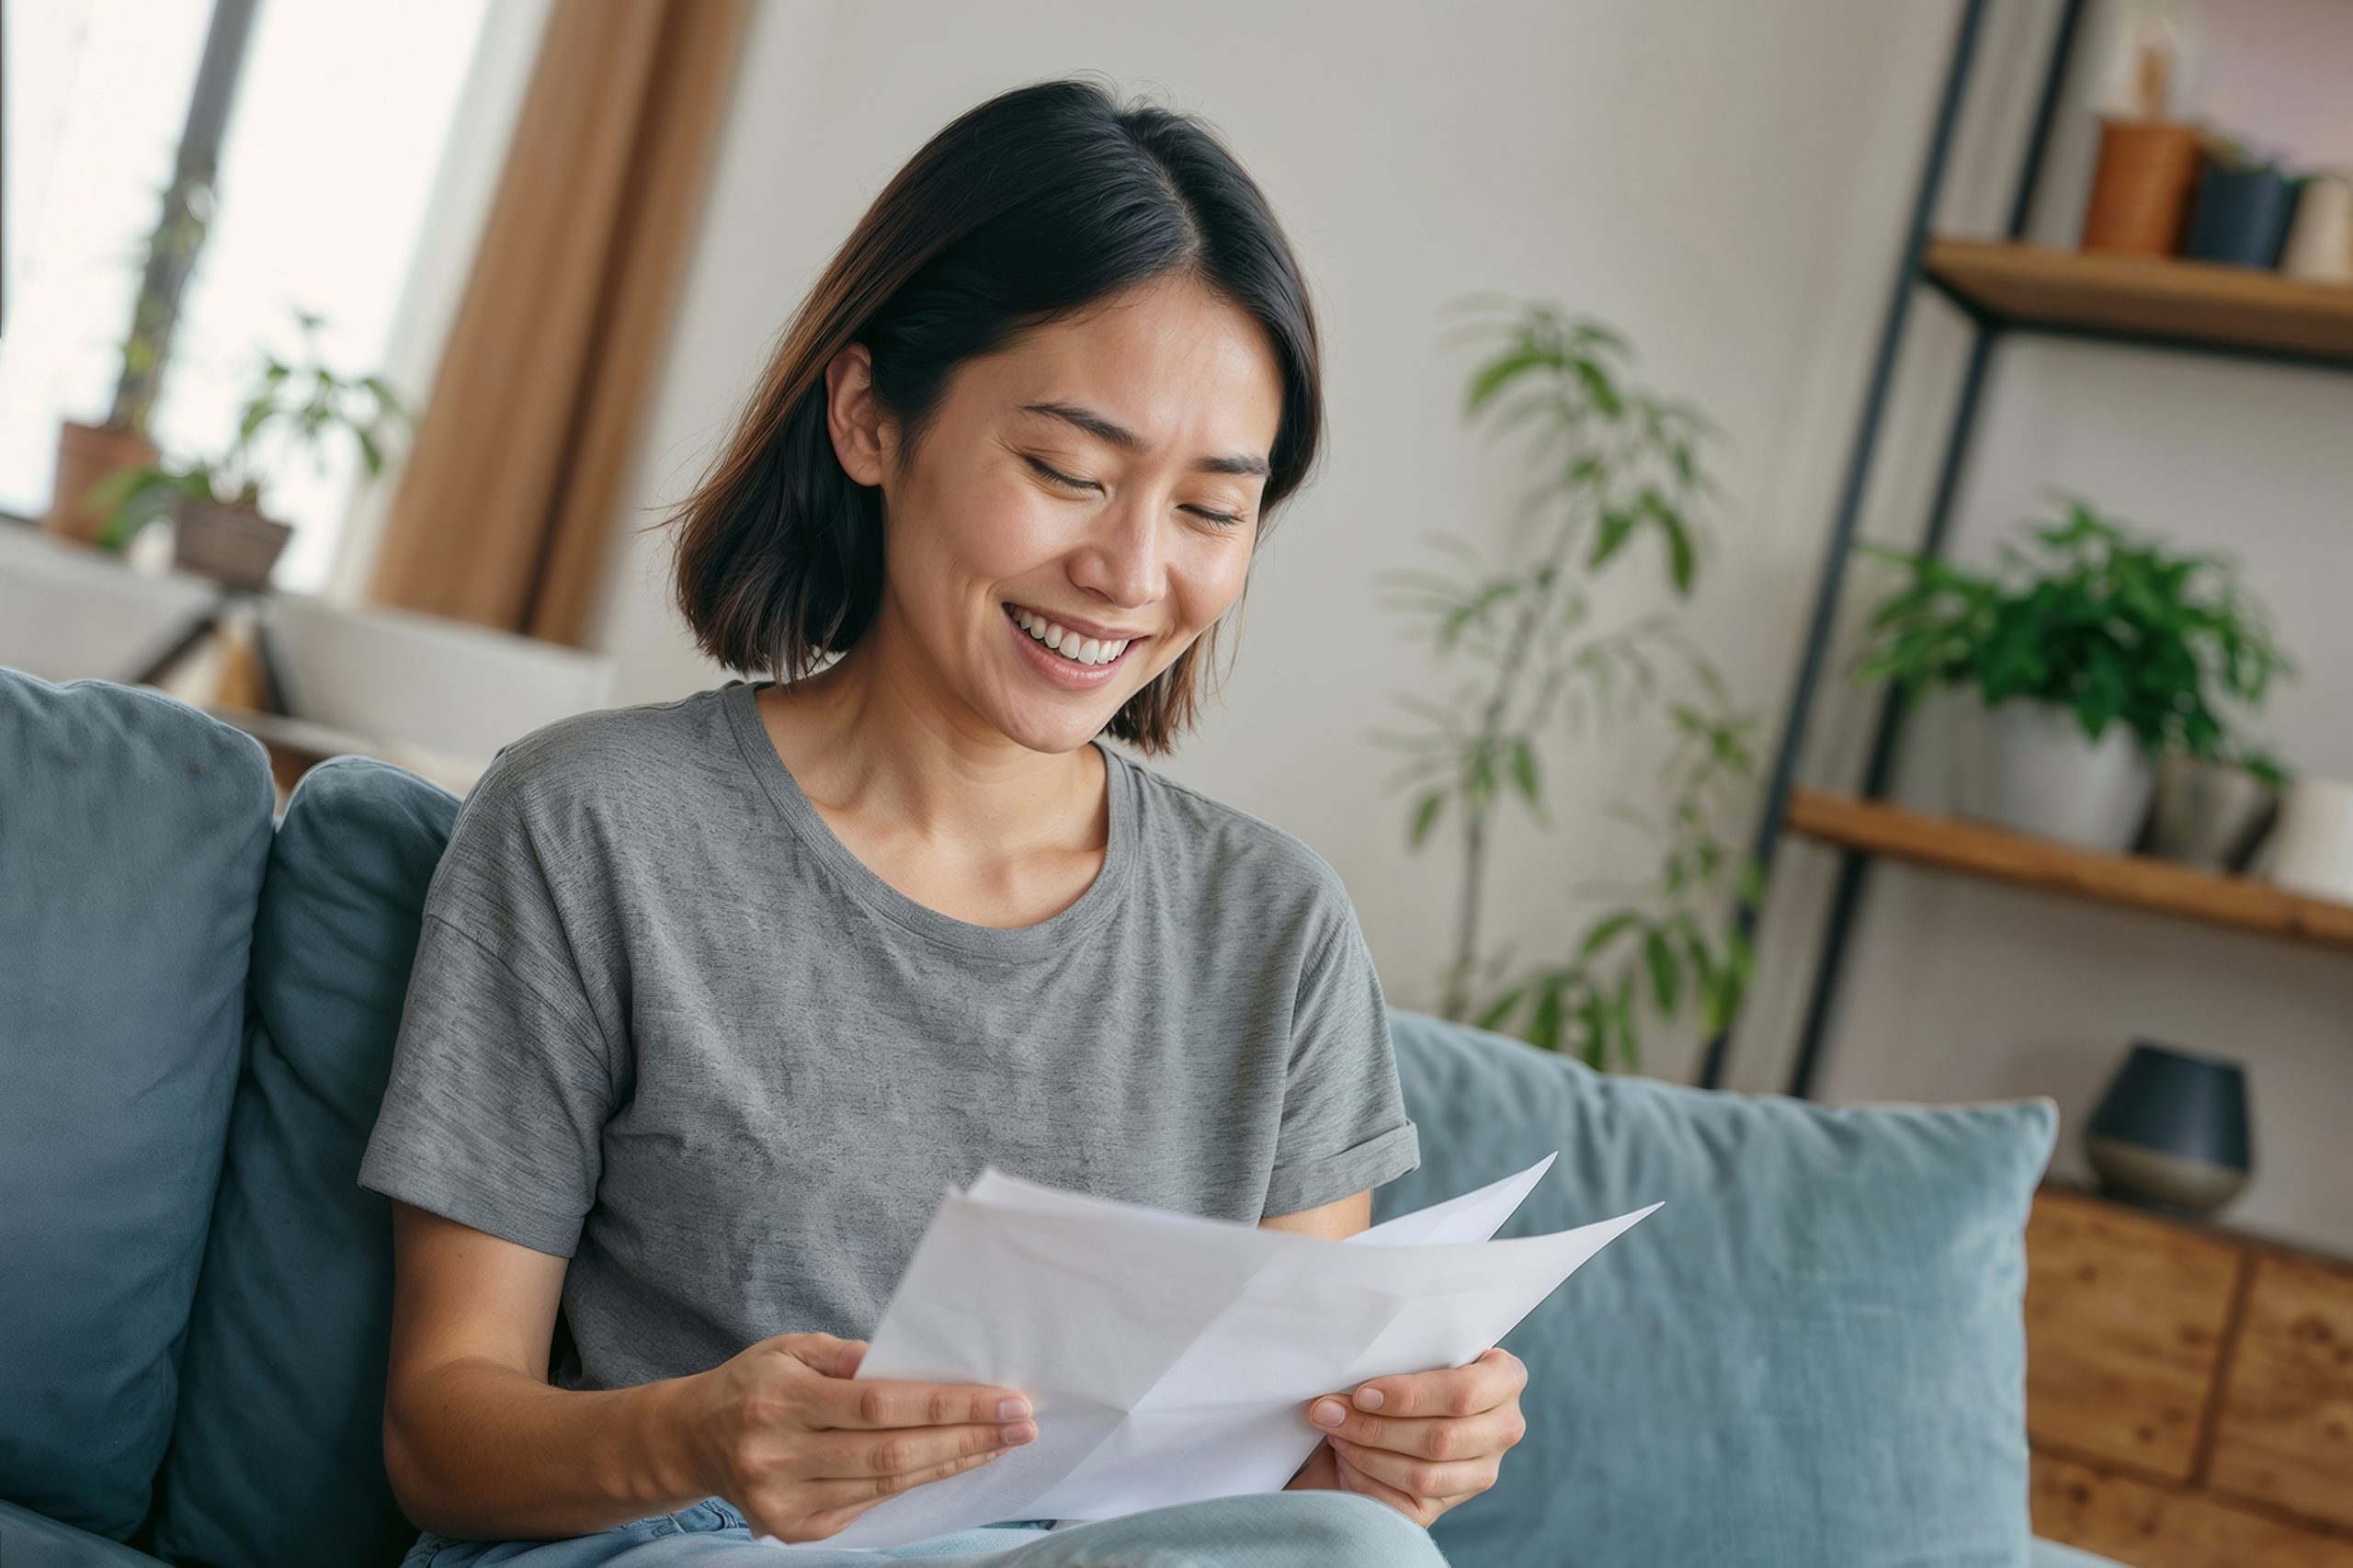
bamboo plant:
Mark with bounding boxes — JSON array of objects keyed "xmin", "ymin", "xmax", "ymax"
[{"xmin": 1373, "ymin": 297, "xmax": 1761, "ymax": 1071}]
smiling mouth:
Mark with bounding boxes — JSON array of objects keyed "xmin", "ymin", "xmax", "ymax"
[{"xmin": 1002, "ymin": 602, "xmax": 1143, "ymax": 668}]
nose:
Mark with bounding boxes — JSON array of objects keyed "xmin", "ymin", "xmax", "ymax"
[{"xmin": 1066, "ymin": 489, "xmax": 1165, "ymax": 613}]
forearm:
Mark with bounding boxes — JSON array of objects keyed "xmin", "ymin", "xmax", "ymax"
[{"xmin": 386, "ymin": 1355, "xmax": 712, "ymax": 1541}]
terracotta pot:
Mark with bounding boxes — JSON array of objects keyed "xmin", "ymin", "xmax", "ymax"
[
  {"xmin": 173, "ymin": 495, "xmax": 292, "ymax": 591},
  {"xmin": 43, "ymin": 421, "xmax": 160, "ymax": 546},
  {"xmin": 2081, "ymin": 119, "xmax": 2202, "ymax": 256}
]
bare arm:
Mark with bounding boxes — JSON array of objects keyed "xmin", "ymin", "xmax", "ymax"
[
  {"xmin": 1258, "ymin": 1187, "xmax": 1370, "ymax": 1240},
  {"xmin": 381, "ymin": 1201, "xmax": 1037, "ymax": 1543}
]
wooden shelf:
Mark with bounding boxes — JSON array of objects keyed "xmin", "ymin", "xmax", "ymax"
[
  {"xmin": 1923, "ymin": 237, "xmax": 2353, "ymax": 366},
  {"xmin": 1785, "ymin": 788, "xmax": 2353, "ymax": 956}
]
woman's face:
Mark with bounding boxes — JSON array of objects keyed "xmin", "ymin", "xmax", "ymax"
[{"xmin": 828, "ymin": 276, "xmax": 1284, "ymax": 756}]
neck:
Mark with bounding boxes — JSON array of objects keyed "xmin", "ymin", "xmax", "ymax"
[{"xmin": 767, "ymin": 600, "xmax": 1103, "ymax": 856}]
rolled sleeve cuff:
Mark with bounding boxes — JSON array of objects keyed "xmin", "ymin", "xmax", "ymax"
[
  {"xmin": 357, "ymin": 1135, "xmax": 585, "ymax": 1259},
  {"xmin": 1263, "ymin": 1119, "xmax": 1422, "ymax": 1218}
]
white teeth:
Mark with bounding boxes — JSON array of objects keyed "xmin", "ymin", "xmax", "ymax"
[{"xmin": 1009, "ymin": 604, "xmax": 1131, "ymax": 666}]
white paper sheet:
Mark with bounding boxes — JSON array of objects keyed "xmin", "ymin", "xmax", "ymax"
[{"xmin": 762, "ymin": 1156, "xmax": 1657, "ymax": 1551}]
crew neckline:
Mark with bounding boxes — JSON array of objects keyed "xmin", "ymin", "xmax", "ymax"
[{"xmin": 720, "ymin": 678, "xmax": 1136, "ymax": 960}]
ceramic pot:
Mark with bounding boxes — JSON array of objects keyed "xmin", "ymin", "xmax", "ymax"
[
  {"xmin": 173, "ymin": 496, "xmax": 292, "ymax": 591},
  {"xmin": 1952, "ymin": 698, "xmax": 2154, "ymax": 852},
  {"xmin": 42, "ymin": 421, "xmax": 159, "ymax": 546},
  {"xmin": 2080, "ymin": 119, "xmax": 2202, "ymax": 255},
  {"xmin": 2253, "ymin": 777, "xmax": 2353, "ymax": 904},
  {"xmin": 2086, "ymin": 1041, "xmax": 2252, "ymax": 1217},
  {"xmin": 2281, "ymin": 175, "xmax": 2353, "ymax": 285},
  {"xmin": 2184, "ymin": 157, "xmax": 2303, "ymax": 268},
  {"xmin": 2143, "ymin": 755, "xmax": 2278, "ymax": 872}
]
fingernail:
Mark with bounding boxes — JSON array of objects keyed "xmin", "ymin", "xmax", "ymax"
[
  {"xmin": 997, "ymin": 1396, "xmax": 1031, "ymax": 1421},
  {"xmin": 1000, "ymin": 1419, "xmax": 1038, "ymax": 1445},
  {"xmin": 1353, "ymin": 1386, "xmax": 1385, "ymax": 1412},
  {"xmin": 1311, "ymin": 1398, "xmax": 1347, "ymax": 1428}
]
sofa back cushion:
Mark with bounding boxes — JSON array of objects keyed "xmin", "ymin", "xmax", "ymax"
[
  {"xmin": 153, "ymin": 756, "xmax": 460, "ymax": 1568},
  {"xmin": 1382, "ymin": 1009, "xmax": 2057, "ymax": 1568},
  {"xmin": 0, "ymin": 669, "xmax": 274, "ymax": 1541}
]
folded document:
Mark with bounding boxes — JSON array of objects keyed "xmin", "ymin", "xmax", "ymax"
[{"xmin": 766, "ymin": 1153, "xmax": 1658, "ymax": 1551}]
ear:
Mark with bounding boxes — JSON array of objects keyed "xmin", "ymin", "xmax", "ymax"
[{"xmin": 824, "ymin": 343, "xmax": 892, "ymax": 487}]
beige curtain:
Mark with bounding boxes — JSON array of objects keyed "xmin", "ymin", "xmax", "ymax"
[{"xmin": 367, "ymin": 0, "xmax": 751, "ymax": 644}]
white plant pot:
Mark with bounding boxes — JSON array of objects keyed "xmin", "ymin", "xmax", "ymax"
[{"xmin": 1951, "ymin": 698, "xmax": 2154, "ymax": 852}]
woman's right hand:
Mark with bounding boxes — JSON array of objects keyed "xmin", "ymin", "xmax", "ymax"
[{"xmin": 681, "ymin": 1331, "xmax": 1038, "ymax": 1544}]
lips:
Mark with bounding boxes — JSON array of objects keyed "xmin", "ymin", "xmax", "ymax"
[{"xmin": 1002, "ymin": 601, "xmax": 1141, "ymax": 688}]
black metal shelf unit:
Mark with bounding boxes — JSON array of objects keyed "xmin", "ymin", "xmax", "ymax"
[{"xmin": 1693, "ymin": 0, "xmax": 2353, "ymax": 1096}]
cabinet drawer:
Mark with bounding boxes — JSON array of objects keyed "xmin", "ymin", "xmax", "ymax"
[
  {"xmin": 2027, "ymin": 1190, "xmax": 2244, "ymax": 1480},
  {"xmin": 2210, "ymin": 1255, "xmax": 2353, "ymax": 1528},
  {"xmin": 2033, "ymin": 1452, "xmax": 2353, "ymax": 1568}
]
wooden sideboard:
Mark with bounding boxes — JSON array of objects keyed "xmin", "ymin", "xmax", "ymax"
[{"xmin": 2025, "ymin": 1186, "xmax": 2353, "ymax": 1566}]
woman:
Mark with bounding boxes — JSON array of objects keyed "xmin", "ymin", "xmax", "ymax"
[{"xmin": 360, "ymin": 76, "xmax": 1529, "ymax": 1567}]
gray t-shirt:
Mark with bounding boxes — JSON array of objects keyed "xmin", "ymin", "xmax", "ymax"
[{"xmin": 358, "ymin": 677, "xmax": 1419, "ymax": 1393}]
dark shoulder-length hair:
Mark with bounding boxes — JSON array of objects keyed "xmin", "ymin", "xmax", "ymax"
[{"xmin": 657, "ymin": 74, "xmax": 1325, "ymax": 756}]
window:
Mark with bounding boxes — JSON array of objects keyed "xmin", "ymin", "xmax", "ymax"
[{"xmin": 1, "ymin": 0, "xmax": 496, "ymax": 592}]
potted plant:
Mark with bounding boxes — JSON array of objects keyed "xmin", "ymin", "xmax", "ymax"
[
  {"xmin": 1852, "ymin": 494, "xmax": 2294, "ymax": 853},
  {"xmin": 1374, "ymin": 297, "xmax": 1762, "ymax": 1072},
  {"xmin": 88, "ymin": 308, "xmax": 415, "ymax": 591},
  {"xmin": 42, "ymin": 180, "xmax": 210, "ymax": 546}
]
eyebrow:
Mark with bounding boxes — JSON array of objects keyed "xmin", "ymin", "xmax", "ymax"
[{"xmin": 1017, "ymin": 400, "xmax": 1271, "ymax": 479}]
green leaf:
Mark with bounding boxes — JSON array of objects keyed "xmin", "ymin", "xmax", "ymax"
[
  {"xmin": 1408, "ymin": 790, "xmax": 1446, "ymax": 848},
  {"xmin": 1466, "ymin": 343, "xmax": 1556, "ymax": 415},
  {"xmin": 1588, "ymin": 507, "xmax": 1638, "ymax": 571},
  {"xmin": 1571, "ymin": 358, "xmax": 1623, "ymax": 417},
  {"xmin": 1509, "ymin": 737, "xmax": 1539, "ymax": 803},
  {"xmin": 1643, "ymin": 927, "xmax": 1680, "ymax": 1013},
  {"xmin": 1578, "ymin": 910, "xmax": 1640, "ymax": 959},
  {"xmin": 1530, "ymin": 983, "xmax": 1565, "ymax": 1052}
]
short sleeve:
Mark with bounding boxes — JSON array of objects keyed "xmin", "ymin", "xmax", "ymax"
[
  {"xmin": 1264, "ymin": 899, "xmax": 1421, "ymax": 1217},
  {"xmin": 357, "ymin": 758, "xmax": 620, "ymax": 1258}
]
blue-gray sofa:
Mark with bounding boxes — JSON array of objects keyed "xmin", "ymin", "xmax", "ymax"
[{"xmin": 0, "ymin": 666, "xmax": 2125, "ymax": 1567}]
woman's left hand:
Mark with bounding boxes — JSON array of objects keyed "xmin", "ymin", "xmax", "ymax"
[{"xmin": 1284, "ymin": 1346, "xmax": 1529, "ymax": 1526}]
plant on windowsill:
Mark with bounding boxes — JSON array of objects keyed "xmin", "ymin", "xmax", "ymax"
[
  {"xmin": 42, "ymin": 177, "xmax": 212, "ymax": 547},
  {"xmin": 88, "ymin": 307, "xmax": 415, "ymax": 591},
  {"xmin": 1848, "ymin": 493, "xmax": 2295, "ymax": 860},
  {"xmin": 1374, "ymin": 297, "xmax": 1761, "ymax": 1074}
]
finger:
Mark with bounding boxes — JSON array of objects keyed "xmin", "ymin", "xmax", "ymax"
[
  {"xmin": 795, "ymin": 1442, "xmax": 1013, "ymax": 1527},
  {"xmin": 812, "ymin": 1418, "xmax": 1036, "ymax": 1480},
  {"xmin": 1331, "ymin": 1444, "xmax": 1433, "ymax": 1522},
  {"xmin": 1350, "ymin": 1346, "xmax": 1526, "ymax": 1418},
  {"xmin": 814, "ymin": 1376, "xmax": 1035, "ymax": 1430},
  {"xmin": 785, "ymin": 1335, "xmax": 870, "ymax": 1381},
  {"xmin": 1327, "ymin": 1434, "xmax": 1495, "ymax": 1504},
  {"xmin": 1304, "ymin": 1396, "xmax": 1524, "ymax": 1461}
]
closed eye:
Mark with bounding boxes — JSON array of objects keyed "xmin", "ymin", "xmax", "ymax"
[{"xmin": 1024, "ymin": 455, "xmax": 1249, "ymax": 529}]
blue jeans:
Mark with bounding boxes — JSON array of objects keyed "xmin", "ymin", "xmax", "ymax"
[{"xmin": 399, "ymin": 1491, "xmax": 1449, "ymax": 1566}]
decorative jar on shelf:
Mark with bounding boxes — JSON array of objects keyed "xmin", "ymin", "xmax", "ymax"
[
  {"xmin": 2251, "ymin": 777, "xmax": 2353, "ymax": 904},
  {"xmin": 2085, "ymin": 1040, "xmax": 2252, "ymax": 1218},
  {"xmin": 2183, "ymin": 145, "xmax": 2303, "ymax": 268},
  {"xmin": 2081, "ymin": 119, "xmax": 2202, "ymax": 256}
]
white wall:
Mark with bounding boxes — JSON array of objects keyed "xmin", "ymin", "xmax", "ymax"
[{"xmin": 584, "ymin": 1, "xmax": 2353, "ymax": 1253}]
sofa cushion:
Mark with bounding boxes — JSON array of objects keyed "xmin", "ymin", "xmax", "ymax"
[
  {"xmin": 0, "ymin": 1497, "xmax": 170, "ymax": 1566},
  {"xmin": 153, "ymin": 757, "xmax": 459, "ymax": 1568},
  {"xmin": 0, "ymin": 670, "xmax": 273, "ymax": 1542},
  {"xmin": 1381, "ymin": 1008, "xmax": 2058, "ymax": 1568}
]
